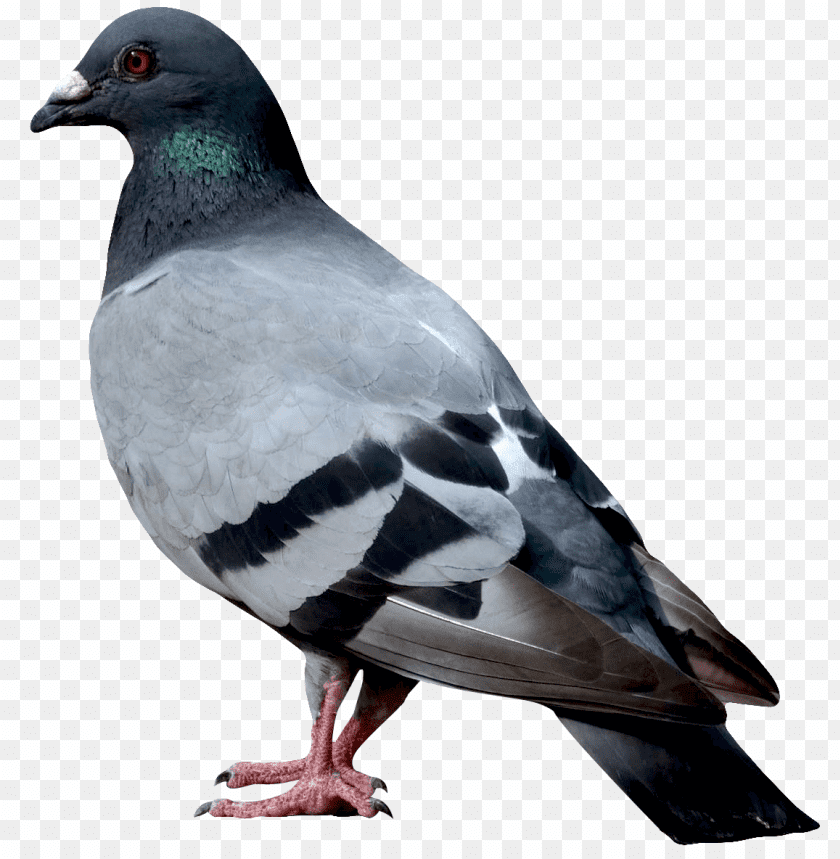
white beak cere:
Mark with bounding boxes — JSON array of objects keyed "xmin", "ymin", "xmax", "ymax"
[{"xmin": 47, "ymin": 70, "xmax": 91, "ymax": 104}]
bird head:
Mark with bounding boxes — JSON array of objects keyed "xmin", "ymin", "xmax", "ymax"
[
  {"xmin": 31, "ymin": 7, "xmax": 308, "ymax": 183},
  {"xmin": 31, "ymin": 8, "xmax": 316, "ymax": 294}
]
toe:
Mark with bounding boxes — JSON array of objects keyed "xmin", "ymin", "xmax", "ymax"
[{"xmin": 216, "ymin": 760, "xmax": 305, "ymax": 788}]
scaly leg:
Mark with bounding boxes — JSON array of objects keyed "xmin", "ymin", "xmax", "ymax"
[
  {"xmin": 196, "ymin": 657, "xmax": 414, "ymax": 818},
  {"xmin": 332, "ymin": 665, "xmax": 417, "ymax": 791}
]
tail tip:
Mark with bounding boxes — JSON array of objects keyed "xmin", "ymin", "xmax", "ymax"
[{"xmin": 664, "ymin": 808, "xmax": 820, "ymax": 845}]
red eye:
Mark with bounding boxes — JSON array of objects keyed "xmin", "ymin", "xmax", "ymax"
[{"xmin": 124, "ymin": 49, "xmax": 153, "ymax": 76}]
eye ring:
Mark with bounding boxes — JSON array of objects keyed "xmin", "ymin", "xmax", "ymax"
[{"xmin": 120, "ymin": 46, "xmax": 155, "ymax": 78}]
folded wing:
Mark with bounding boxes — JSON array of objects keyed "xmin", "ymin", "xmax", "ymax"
[{"xmin": 90, "ymin": 237, "xmax": 778, "ymax": 729}]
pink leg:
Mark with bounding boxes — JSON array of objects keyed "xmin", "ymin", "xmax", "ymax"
[
  {"xmin": 332, "ymin": 669, "xmax": 417, "ymax": 793},
  {"xmin": 199, "ymin": 666, "xmax": 416, "ymax": 818},
  {"xmin": 199, "ymin": 674, "xmax": 387, "ymax": 818}
]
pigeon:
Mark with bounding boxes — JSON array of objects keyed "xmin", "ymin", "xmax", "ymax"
[{"xmin": 31, "ymin": 8, "xmax": 818, "ymax": 842}]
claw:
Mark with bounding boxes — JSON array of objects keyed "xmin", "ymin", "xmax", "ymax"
[
  {"xmin": 194, "ymin": 801, "xmax": 214, "ymax": 817},
  {"xmin": 214, "ymin": 770, "xmax": 231, "ymax": 786},
  {"xmin": 370, "ymin": 798, "xmax": 393, "ymax": 818},
  {"xmin": 370, "ymin": 777, "xmax": 388, "ymax": 793}
]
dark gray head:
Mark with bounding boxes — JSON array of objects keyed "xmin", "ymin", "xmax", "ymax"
[
  {"xmin": 32, "ymin": 7, "xmax": 308, "ymax": 181},
  {"xmin": 31, "ymin": 8, "xmax": 318, "ymax": 293}
]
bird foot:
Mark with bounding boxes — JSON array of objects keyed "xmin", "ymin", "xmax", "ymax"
[
  {"xmin": 197, "ymin": 767, "xmax": 392, "ymax": 818},
  {"xmin": 198, "ymin": 676, "xmax": 392, "ymax": 818},
  {"xmin": 215, "ymin": 759, "xmax": 387, "ymax": 796}
]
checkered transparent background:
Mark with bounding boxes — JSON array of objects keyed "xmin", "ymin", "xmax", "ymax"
[{"xmin": 4, "ymin": 0, "xmax": 837, "ymax": 856}]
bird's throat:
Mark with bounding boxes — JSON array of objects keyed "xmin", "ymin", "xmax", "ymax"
[{"xmin": 102, "ymin": 128, "xmax": 316, "ymax": 297}]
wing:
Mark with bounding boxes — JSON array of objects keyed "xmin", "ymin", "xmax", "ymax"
[
  {"xmin": 88, "ymin": 225, "xmax": 764, "ymax": 723},
  {"xmin": 411, "ymin": 392, "xmax": 780, "ymax": 710},
  {"xmin": 89, "ymin": 238, "xmax": 527, "ymax": 626}
]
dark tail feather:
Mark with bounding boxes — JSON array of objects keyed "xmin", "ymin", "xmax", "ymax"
[{"xmin": 554, "ymin": 711, "xmax": 819, "ymax": 844}]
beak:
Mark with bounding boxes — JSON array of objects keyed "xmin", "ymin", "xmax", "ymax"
[{"xmin": 31, "ymin": 70, "xmax": 93, "ymax": 133}]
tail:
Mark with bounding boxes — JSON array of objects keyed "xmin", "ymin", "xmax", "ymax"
[{"xmin": 554, "ymin": 711, "xmax": 819, "ymax": 844}]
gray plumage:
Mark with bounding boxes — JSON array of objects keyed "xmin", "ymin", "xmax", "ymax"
[{"xmin": 31, "ymin": 7, "xmax": 818, "ymax": 842}]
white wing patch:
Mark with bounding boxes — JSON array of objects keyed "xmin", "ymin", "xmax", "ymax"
[
  {"xmin": 487, "ymin": 404, "xmax": 555, "ymax": 491},
  {"xmin": 417, "ymin": 320, "xmax": 469, "ymax": 361}
]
